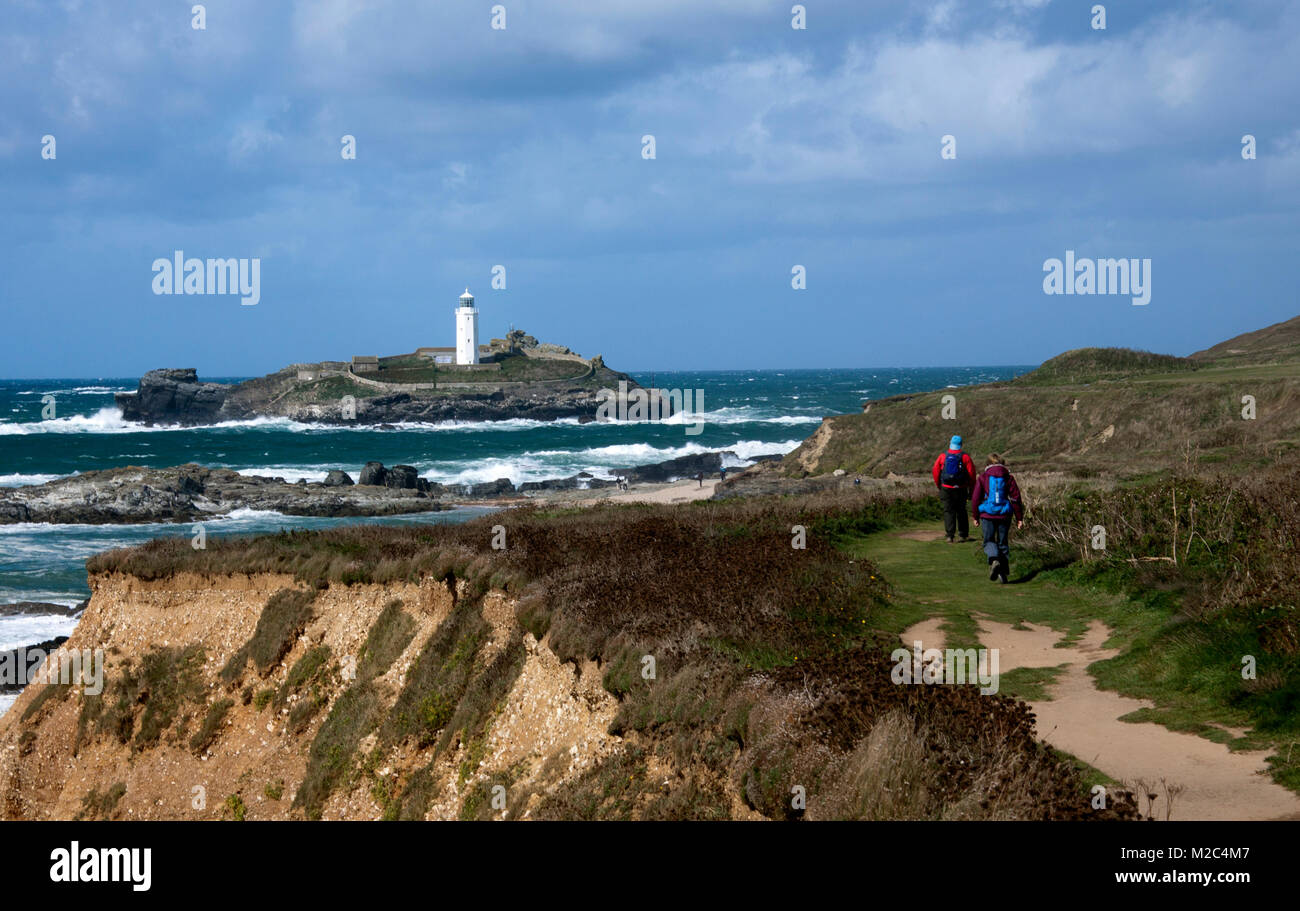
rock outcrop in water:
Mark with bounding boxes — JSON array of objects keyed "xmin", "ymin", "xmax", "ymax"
[
  {"xmin": 115, "ymin": 368, "xmax": 231, "ymax": 424},
  {"xmin": 0, "ymin": 465, "xmax": 449, "ymax": 525},
  {"xmin": 0, "ymin": 450, "xmax": 789, "ymax": 525},
  {"xmin": 114, "ymin": 347, "xmax": 639, "ymax": 427}
]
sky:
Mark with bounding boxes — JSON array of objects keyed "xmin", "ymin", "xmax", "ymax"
[{"xmin": 2, "ymin": 0, "xmax": 1299, "ymax": 377}]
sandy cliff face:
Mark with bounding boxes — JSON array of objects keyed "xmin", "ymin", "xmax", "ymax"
[{"xmin": 0, "ymin": 572, "xmax": 620, "ymax": 820}]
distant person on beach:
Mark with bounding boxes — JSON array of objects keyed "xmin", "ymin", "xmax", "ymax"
[
  {"xmin": 696, "ymin": 471, "xmax": 704, "ymax": 488},
  {"xmin": 719, "ymin": 467, "xmax": 727, "ymax": 484},
  {"xmin": 970, "ymin": 453, "xmax": 1025, "ymax": 584},
  {"xmin": 931, "ymin": 434, "xmax": 977, "ymax": 543}
]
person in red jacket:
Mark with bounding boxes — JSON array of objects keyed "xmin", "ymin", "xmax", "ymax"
[
  {"xmin": 931, "ymin": 435, "xmax": 978, "ymax": 543},
  {"xmin": 970, "ymin": 454, "xmax": 1025, "ymax": 584}
]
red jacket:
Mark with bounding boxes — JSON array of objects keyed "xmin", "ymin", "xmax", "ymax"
[
  {"xmin": 971, "ymin": 464, "xmax": 1025, "ymax": 521},
  {"xmin": 932, "ymin": 449, "xmax": 977, "ymax": 489}
]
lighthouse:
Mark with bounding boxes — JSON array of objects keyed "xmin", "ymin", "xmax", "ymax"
[{"xmin": 455, "ymin": 288, "xmax": 479, "ymax": 365}]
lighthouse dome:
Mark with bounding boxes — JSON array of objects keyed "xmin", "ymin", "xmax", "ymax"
[{"xmin": 459, "ymin": 288, "xmax": 474, "ymax": 305}]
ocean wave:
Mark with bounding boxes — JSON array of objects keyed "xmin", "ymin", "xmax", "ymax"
[
  {"xmin": 0, "ymin": 473, "xmax": 66, "ymax": 487},
  {"xmin": 0, "ymin": 406, "xmax": 820, "ymax": 437},
  {"xmin": 0, "ymin": 410, "xmax": 338, "ymax": 436},
  {"xmin": 0, "ymin": 614, "xmax": 83, "ymax": 652},
  {"xmin": 15, "ymin": 386, "xmax": 132, "ymax": 396},
  {"xmin": 419, "ymin": 439, "xmax": 802, "ymax": 486},
  {"xmin": 235, "ymin": 467, "xmax": 329, "ymax": 484}
]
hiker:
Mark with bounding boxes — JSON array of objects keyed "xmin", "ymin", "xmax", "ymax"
[
  {"xmin": 719, "ymin": 467, "xmax": 727, "ymax": 484},
  {"xmin": 931, "ymin": 434, "xmax": 977, "ymax": 543},
  {"xmin": 970, "ymin": 453, "xmax": 1025, "ymax": 584},
  {"xmin": 696, "ymin": 471, "xmax": 703, "ymax": 488}
]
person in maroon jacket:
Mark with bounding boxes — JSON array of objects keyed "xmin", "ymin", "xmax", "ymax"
[
  {"xmin": 931, "ymin": 434, "xmax": 978, "ymax": 543},
  {"xmin": 970, "ymin": 453, "xmax": 1025, "ymax": 584}
]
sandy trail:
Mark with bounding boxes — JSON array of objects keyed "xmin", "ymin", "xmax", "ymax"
[
  {"xmin": 899, "ymin": 616, "xmax": 1300, "ymax": 820},
  {"xmin": 521, "ymin": 478, "xmax": 720, "ymax": 507}
]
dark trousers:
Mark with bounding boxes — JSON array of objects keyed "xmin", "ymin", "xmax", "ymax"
[
  {"xmin": 980, "ymin": 517, "xmax": 1011, "ymax": 568},
  {"xmin": 940, "ymin": 486, "xmax": 969, "ymax": 539}
]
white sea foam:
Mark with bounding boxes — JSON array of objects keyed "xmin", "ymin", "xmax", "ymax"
[
  {"xmin": 235, "ymin": 467, "xmax": 328, "ymax": 483},
  {"xmin": 0, "ymin": 614, "xmax": 82, "ymax": 652},
  {"xmin": 0, "ymin": 473, "xmax": 65, "ymax": 487},
  {"xmin": 15, "ymin": 386, "xmax": 132, "ymax": 396},
  {"xmin": 418, "ymin": 439, "xmax": 802, "ymax": 486}
]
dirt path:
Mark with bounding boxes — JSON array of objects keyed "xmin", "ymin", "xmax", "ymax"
[
  {"xmin": 887, "ymin": 525, "xmax": 1300, "ymax": 821},
  {"xmin": 522, "ymin": 478, "xmax": 720, "ymax": 508}
]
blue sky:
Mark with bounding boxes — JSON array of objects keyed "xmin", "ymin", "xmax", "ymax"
[{"xmin": 2, "ymin": 0, "xmax": 1298, "ymax": 377}]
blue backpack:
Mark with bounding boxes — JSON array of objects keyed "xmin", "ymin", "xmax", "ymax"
[
  {"xmin": 939, "ymin": 452, "xmax": 967, "ymax": 486},
  {"xmin": 981, "ymin": 473, "xmax": 1011, "ymax": 516}
]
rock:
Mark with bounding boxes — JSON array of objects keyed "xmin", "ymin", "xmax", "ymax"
[
  {"xmin": 519, "ymin": 477, "xmax": 580, "ymax": 493},
  {"xmin": 0, "ymin": 602, "xmax": 84, "ymax": 618},
  {"xmin": 115, "ymin": 368, "xmax": 231, "ymax": 425},
  {"xmin": 384, "ymin": 465, "xmax": 420, "ymax": 490},
  {"xmin": 469, "ymin": 478, "xmax": 515, "ymax": 497},
  {"xmin": 0, "ymin": 464, "xmax": 450, "ymax": 525},
  {"xmin": 323, "ymin": 470, "xmax": 354, "ymax": 487},
  {"xmin": 113, "ymin": 350, "xmax": 639, "ymax": 427},
  {"xmin": 833, "ymin": 468, "xmax": 846, "ymax": 477},
  {"xmin": 0, "ymin": 636, "xmax": 70, "ymax": 694},
  {"xmin": 614, "ymin": 451, "xmax": 726, "ymax": 484},
  {"xmin": 358, "ymin": 462, "xmax": 387, "ymax": 486}
]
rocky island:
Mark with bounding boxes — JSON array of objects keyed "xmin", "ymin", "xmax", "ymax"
[{"xmin": 115, "ymin": 331, "xmax": 641, "ymax": 426}]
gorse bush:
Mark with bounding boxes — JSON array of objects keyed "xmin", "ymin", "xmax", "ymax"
[{"xmin": 1024, "ymin": 468, "xmax": 1300, "ymax": 651}]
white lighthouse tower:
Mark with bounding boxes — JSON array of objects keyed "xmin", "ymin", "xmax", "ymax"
[{"xmin": 455, "ymin": 288, "xmax": 479, "ymax": 365}]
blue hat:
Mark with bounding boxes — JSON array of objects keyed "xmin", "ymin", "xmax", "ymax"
[{"xmin": 949, "ymin": 435, "xmax": 962, "ymax": 449}]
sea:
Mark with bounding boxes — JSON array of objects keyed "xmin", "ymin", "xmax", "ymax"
[{"xmin": 0, "ymin": 366, "xmax": 1030, "ymax": 714}]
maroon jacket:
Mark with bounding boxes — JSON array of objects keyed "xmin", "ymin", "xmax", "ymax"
[{"xmin": 970, "ymin": 464, "xmax": 1024, "ymax": 522}]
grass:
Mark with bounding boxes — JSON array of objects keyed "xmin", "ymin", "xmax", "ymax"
[
  {"xmin": 220, "ymin": 588, "xmax": 317, "ymax": 683},
  {"xmin": 294, "ymin": 682, "xmax": 384, "ymax": 820},
  {"xmin": 780, "ymin": 350, "xmax": 1300, "ymax": 480},
  {"xmin": 77, "ymin": 645, "xmax": 207, "ymax": 753},
  {"xmin": 189, "ymin": 698, "xmax": 234, "ymax": 755},
  {"xmin": 357, "ymin": 600, "xmax": 418, "ymax": 680},
  {"xmin": 224, "ymin": 794, "xmax": 247, "ymax": 821},
  {"xmin": 76, "ymin": 782, "xmax": 127, "ymax": 821},
  {"xmin": 848, "ymin": 463, "xmax": 1300, "ymax": 794},
  {"xmin": 999, "ymin": 665, "xmax": 1067, "ymax": 701},
  {"xmin": 277, "ymin": 645, "xmax": 335, "ymax": 734},
  {"xmin": 368, "ymin": 352, "xmax": 589, "ymax": 386},
  {"xmin": 1016, "ymin": 347, "xmax": 1196, "ymax": 385}
]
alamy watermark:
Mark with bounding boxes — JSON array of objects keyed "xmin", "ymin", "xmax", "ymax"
[
  {"xmin": 152, "ymin": 250, "xmax": 261, "ymax": 306},
  {"xmin": 595, "ymin": 380, "xmax": 705, "ymax": 436},
  {"xmin": 891, "ymin": 641, "xmax": 1000, "ymax": 695},
  {"xmin": 0, "ymin": 645, "xmax": 104, "ymax": 695},
  {"xmin": 1042, "ymin": 250, "xmax": 1150, "ymax": 306}
]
